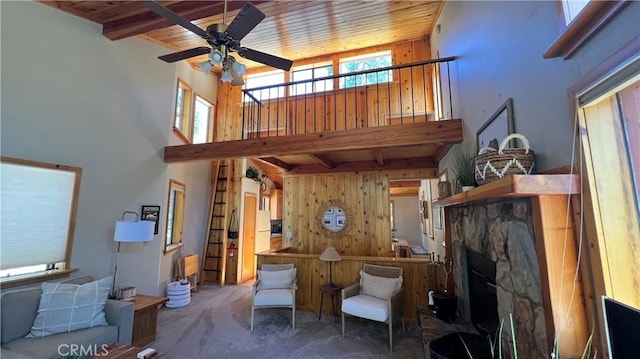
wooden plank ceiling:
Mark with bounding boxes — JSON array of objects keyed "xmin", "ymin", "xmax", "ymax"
[
  {"xmin": 41, "ymin": 1, "xmax": 452, "ymax": 187},
  {"xmin": 40, "ymin": 1, "xmax": 443, "ymax": 69}
]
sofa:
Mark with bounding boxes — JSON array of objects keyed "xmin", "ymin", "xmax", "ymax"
[{"xmin": 1, "ymin": 276, "xmax": 134, "ymax": 359}]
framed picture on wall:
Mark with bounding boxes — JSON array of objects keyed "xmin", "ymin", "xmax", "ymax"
[
  {"xmin": 141, "ymin": 205, "xmax": 160, "ymax": 234},
  {"xmin": 476, "ymin": 98, "xmax": 515, "ymax": 153}
]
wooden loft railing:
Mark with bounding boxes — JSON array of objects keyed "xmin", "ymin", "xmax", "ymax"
[{"xmin": 240, "ymin": 57, "xmax": 456, "ymax": 139}]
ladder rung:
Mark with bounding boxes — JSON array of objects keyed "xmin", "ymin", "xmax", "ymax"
[
  {"xmin": 208, "ymin": 241, "xmax": 224, "ymax": 244},
  {"xmin": 217, "ymin": 178, "xmax": 227, "ymax": 181},
  {"xmin": 210, "ymin": 228, "xmax": 224, "ymax": 231},
  {"xmin": 204, "ymin": 268, "xmax": 222, "ymax": 272},
  {"xmin": 212, "ymin": 215, "xmax": 225, "ymax": 218},
  {"xmin": 214, "ymin": 202, "xmax": 226, "ymax": 204},
  {"xmin": 215, "ymin": 189, "xmax": 227, "ymax": 193},
  {"xmin": 206, "ymin": 255, "xmax": 223, "ymax": 259}
]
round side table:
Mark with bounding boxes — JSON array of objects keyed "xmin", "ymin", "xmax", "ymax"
[{"xmin": 319, "ymin": 283, "xmax": 343, "ymax": 323}]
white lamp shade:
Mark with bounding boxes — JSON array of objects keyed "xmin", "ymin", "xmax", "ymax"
[
  {"xmin": 114, "ymin": 221, "xmax": 154, "ymax": 242},
  {"xmin": 319, "ymin": 247, "xmax": 342, "ymax": 262}
]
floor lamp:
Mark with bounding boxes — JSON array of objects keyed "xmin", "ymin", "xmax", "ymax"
[
  {"xmin": 112, "ymin": 211, "xmax": 154, "ymax": 298},
  {"xmin": 319, "ymin": 247, "xmax": 342, "ymax": 287}
]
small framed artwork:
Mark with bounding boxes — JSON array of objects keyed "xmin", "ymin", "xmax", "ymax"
[
  {"xmin": 476, "ymin": 98, "xmax": 515, "ymax": 154},
  {"xmin": 433, "ymin": 205, "xmax": 442, "ymax": 230},
  {"xmin": 141, "ymin": 205, "xmax": 160, "ymax": 234}
]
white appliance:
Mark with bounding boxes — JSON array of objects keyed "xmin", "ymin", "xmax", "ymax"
[{"xmin": 255, "ymin": 210, "xmax": 271, "ymax": 253}]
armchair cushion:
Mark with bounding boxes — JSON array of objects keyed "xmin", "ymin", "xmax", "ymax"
[
  {"xmin": 360, "ymin": 270, "xmax": 402, "ymax": 300},
  {"xmin": 254, "ymin": 289, "xmax": 295, "ymax": 306},
  {"xmin": 257, "ymin": 268, "xmax": 296, "ymax": 290},
  {"xmin": 342, "ymin": 295, "xmax": 388, "ymax": 322}
]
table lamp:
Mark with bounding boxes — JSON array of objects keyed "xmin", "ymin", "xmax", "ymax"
[{"xmin": 319, "ymin": 247, "xmax": 342, "ymax": 287}]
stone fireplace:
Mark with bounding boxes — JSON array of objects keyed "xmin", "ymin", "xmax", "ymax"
[{"xmin": 449, "ymin": 199, "xmax": 548, "ymax": 358}]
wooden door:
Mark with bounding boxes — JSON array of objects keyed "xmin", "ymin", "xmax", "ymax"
[{"xmin": 241, "ymin": 193, "xmax": 257, "ymax": 283}]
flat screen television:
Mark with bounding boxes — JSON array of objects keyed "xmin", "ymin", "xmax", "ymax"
[{"xmin": 602, "ymin": 296, "xmax": 640, "ymax": 358}]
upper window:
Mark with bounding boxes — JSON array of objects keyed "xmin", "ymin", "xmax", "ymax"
[
  {"xmin": 173, "ymin": 80, "xmax": 215, "ymax": 144},
  {"xmin": 244, "ymin": 70, "xmax": 285, "ymax": 101},
  {"xmin": 562, "ymin": 0, "xmax": 590, "ymax": 25},
  {"xmin": 339, "ymin": 50, "xmax": 393, "ymax": 89},
  {"xmin": 174, "ymin": 80, "xmax": 193, "ymax": 142},
  {"xmin": 193, "ymin": 95, "xmax": 213, "ymax": 144},
  {"xmin": 290, "ymin": 63, "xmax": 334, "ymax": 95}
]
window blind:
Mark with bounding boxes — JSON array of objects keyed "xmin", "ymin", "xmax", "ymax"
[{"xmin": 0, "ymin": 160, "xmax": 80, "ymax": 270}]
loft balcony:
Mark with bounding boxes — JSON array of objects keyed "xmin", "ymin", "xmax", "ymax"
[{"xmin": 164, "ymin": 57, "xmax": 463, "ymax": 179}]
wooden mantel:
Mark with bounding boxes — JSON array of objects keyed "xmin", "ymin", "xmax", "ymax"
[
  {"xmin": 439, "ymin": 174, "xmax": 589, "ymax": 357},
  {"xmin": 435, "ymin": 174, "xmax": 581, "ymax": 207}
]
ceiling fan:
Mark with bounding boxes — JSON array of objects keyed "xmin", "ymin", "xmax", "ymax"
[{"xmin": 144, "ymin": 1, "xmax": 293, "ymax": 86}]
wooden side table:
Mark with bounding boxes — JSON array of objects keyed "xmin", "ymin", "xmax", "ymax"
[
  {"xmin": 318, "ymin": 283, "xmax": 343, "ymax": 323},
  {"xmin": 129, "ymin": 294, "xmax": 168, "ymax": 347}
]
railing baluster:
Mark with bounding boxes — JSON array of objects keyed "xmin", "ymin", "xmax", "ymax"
[
  {"xmin": 422, "ymin": 64, "xmax": 428, "ymax": 121},
  {"xmin": 447, "ymin": 61, "xmax": 453, "ymax": 119},
  {"xmin": 410, "ymin": 65, "xmax": 415, "ymax": 123},
  {"xmin": 376, "ymin": 71, "xmax": 380, "ymax": 127}
]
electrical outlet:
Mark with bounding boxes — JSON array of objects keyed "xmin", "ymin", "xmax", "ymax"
[{"xmin": 286, "ymin": 231, "xmax": 292, "ymax": 239}]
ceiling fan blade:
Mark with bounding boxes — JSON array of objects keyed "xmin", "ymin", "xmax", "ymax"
[
  {"xmin": 159, "ymin": 47, "xmax": 211, "ymax": 63},
  {"xmin": 238, "ymin": 48, "xmax": 293, "ymax": 71},
  {"xmin": 225, "ymin": 3, "xmax": 266, "ymax": 41},
  {"xmin": 144, "ymin": 1, "xmax": 210, "ymax": 40}
]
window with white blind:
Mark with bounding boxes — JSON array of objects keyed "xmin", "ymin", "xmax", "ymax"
[{"xmin": 0, "ymin": 157, "xmax": 81, "ymax": 286}]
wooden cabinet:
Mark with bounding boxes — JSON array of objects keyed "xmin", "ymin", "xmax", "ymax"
[
  {"xmin": 269, "ymin": 189, "xmax": 283, "ymax": 220},
  {"xmin": 270, "ymin": 235, "xmax": 282, "ymax": 250}
]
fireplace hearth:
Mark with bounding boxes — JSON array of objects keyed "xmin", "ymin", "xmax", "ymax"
[{"xmin": 450, "ymin": 199, "xmax": 548, "ymax": 358}]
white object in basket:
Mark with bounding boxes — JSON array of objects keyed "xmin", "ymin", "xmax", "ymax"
[
  {"xmin": 475, "ymin": 133, "xmax": 535, "ymax": 184},
  {"xmin": 166, "ymin": 280, "xmax": 191, "ymax": 308}
]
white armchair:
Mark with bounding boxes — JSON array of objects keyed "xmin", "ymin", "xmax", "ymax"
[
  {"xmin": 251, "ymin": 263, "xmax": 297, "ymax": 332},
  {"xmin": 341, "ymin": 264, "xmax": 406, "ymax": 351}
]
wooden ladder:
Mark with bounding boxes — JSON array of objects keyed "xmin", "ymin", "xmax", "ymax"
[{"xmin": 200, "ymin": 160, "xmax": 231, "ymax": 287}]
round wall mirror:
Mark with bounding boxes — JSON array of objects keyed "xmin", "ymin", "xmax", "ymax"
[{"xmin": 322, "ymin": 206, "xmax": 347, "ymax": 232}]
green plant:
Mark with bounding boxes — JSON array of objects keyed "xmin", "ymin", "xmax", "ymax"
[
  {"xmin": 246, "ymin": 166, "xmax": 260, "ymax": 181},
  {"xmin": 453, "ymin": 150, "xmax": 477, "ymax": 187}
]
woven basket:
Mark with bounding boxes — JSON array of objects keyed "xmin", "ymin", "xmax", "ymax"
[{"xmin": 474, "ymin": 133, "xmax": 535, "ymax": 185}]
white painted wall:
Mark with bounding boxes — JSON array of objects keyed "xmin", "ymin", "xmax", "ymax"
[
  {"xmin": 432, "ymin": 1, "xmax": 640, "ymax": 172},
  {"xmin": 1, "ymin": 2, "xmax": 214, "ymax": 295},
  {"xmin": 392, "ymin": 196, "xmax": 422, "ymax": 247}
]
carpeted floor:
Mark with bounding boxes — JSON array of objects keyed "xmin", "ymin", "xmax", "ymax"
[{"xmin": 152, "ymin": 282, "xmax": 425, "ymax": 359}]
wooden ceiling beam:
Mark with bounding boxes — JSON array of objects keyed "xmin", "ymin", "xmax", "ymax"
[
  {"xmin": 389, "ymin": 180, "xmax": 422, "ymax": 188},
  {"xmin": 390, "ymin": 187, "xmax": 420, "ymax": 196},
  {"xmin": 163, "ymin": 120, "xmax": 463, "ymax": 163},
  {"xmin": 374, "ymin": 150, "xmax": 385, "ymax": 166},
  {"xmin": 256, "ymin": 157, "xmax": 292, "ymax": 171},
  {"xmin": 310, "ymin": 154, "xmax": 334, "ymax": 169},
  {"xmin": 101, "ymin": 1, "xmax": 266, "ymax": 41},
  {"xmin": 287, "ymin": 157, "xmax": 437, "ymax": 176}
]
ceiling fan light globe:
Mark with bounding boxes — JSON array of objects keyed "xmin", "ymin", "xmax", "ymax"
[
  {"xmin": 209, "ymin": 50, "xmax": 224, "ymax": 65},
  {"xmin": 199, "ymin": 61, "xmax": 214, "ymax": 75},
  {"xmin": 231, "ymin": 61, "xmax": 246, "ymax": 76},
  {"xmin": 221, "ymin": 69, "xmax": 234, "ymax": 83}
]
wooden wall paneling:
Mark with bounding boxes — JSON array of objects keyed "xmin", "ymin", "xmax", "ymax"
[{"xmin": 532, "ymin": 195, "xmax": 589, "ymax": 358}]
